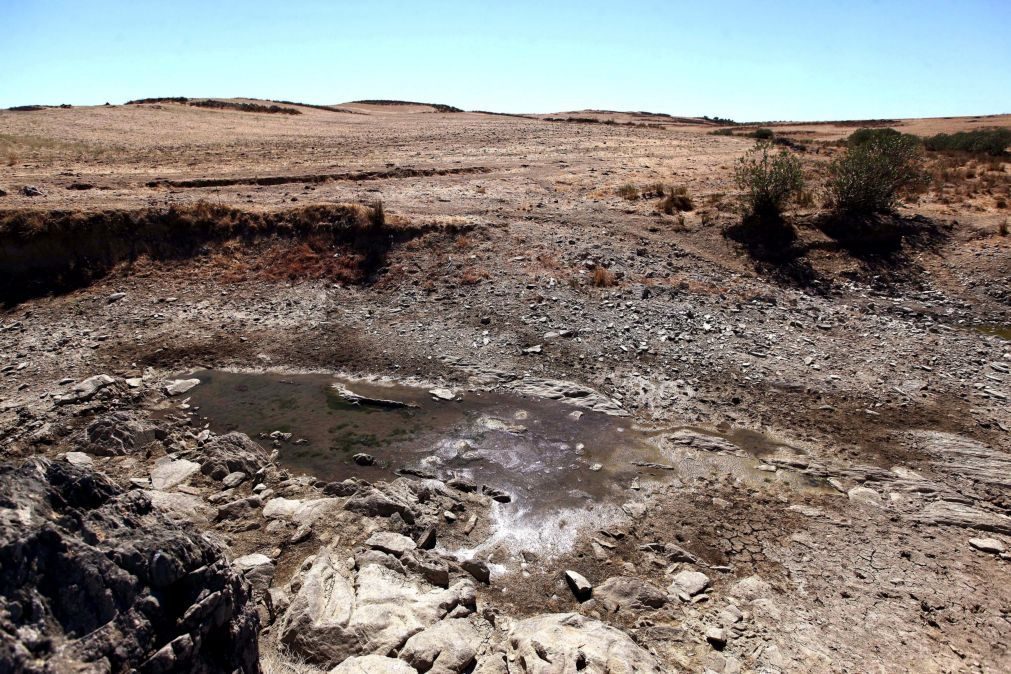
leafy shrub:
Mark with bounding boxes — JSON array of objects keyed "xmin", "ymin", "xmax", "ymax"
[
  {"xmin": 847, "ymin": 127, "xmax": 920, "ymax": 148},
  {"xmin": 752, "ymin": 127, "xmax": 774, "ymax": 140},
  {"xmin": 733, "ymin": 142, "xmax": 805, "ymax": 219},
  {"xmin": 828, "ymin": 132, "xmax": 927, "ymax": 214},
  {"xmin": 924, "ymin": 128, "xmax": 1011, "ymax": 156}
]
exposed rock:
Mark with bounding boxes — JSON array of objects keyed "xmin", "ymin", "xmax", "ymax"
[
  {"xmin": 595, "ymin": 576, "xmax": 667, "ymax": 612},
  {"xmin": 332, "ymin": 383, "xmax": 417, "ymax": 408},
  {"xmin": 323, "ymin": 480, "xmax": 360, "ymax": 497},
  {"xmin": 55, "ymin": 374, "xmax": 117, "ymax": 405},
  {"xmin": 188, "ymin": 432, "xmax": 271, "ymax": 481},
  {"xmin": 354, "ymin": 452, "xmax": 377, "ymax": 466},
  {"xmin": 222, "ymin": 471, "xmax": 247, "ymax": 488},
  {"xmin": 146, "ymin": 489, "xmax": 213, "ymax": 524},
  {"xmin": 507, "ymin": 377, "xmax": 628, "ymax": 416},
  {"xmin": 968, "ymin": 537, "xmax": 1006, "ymax": 554},
  {"xmin": 366, "ymin": 531, "xmax": 417, "ymax": 556},
  {"xmin": 233, "ymin": 553, "xmax": 276, "ymax": 595},
  {"xmin": 81, "ymin": 411, "xmax": 157, "ymax": 456},
  {"xmin": 344, "ymin": 481, "xmax": 418, "ymax": 523},
  {"xmin": 0, "ymin": 459, "xmax": 259, "ymax": 673},
  {"xmin": 461, "ymin": 558, "xmax": 491, "ymax": 584},
  {"xmin": 416, "ymin": 526, "xmax": 438, "ymax": 550},
  {"xmin": 165, "ymin": 378, "xmax": 201, "ymax": 396},
  {"xmin": 20, "ymin": 185, "xmax": 44, "ymax": 197},
  {"xmin": 150, "ymin": 456, "xmax": 201, "ymax": 490},
  {"xmin": 263, "ymin": 497, "xmax": 339, "ymax": 525},
  {"xmin": 847, "ymin": 486, "xmax": 883, "ymax": 507},
  {"xmin": 564, "ymin": 570, "xmax": 593, "ymax": 601},
  {"xmin": 279, "ymin": 548, "xmax": 476, "ymax": 667},
  {"xmin": 915, "ymin": 501, "xmax": 1011, "ymax": 534},
  {"xmin": 501, "ymin": 613, "xmax": 663, "ymax": 673},
  {"xmin": 670, "ymin": 570, "xmax": 710, "ymax": 598},
  {"xmin": 400, "ymin": 619, "xmax": 480, "ymax": 673},
  {"xmin": 63, "ymin": 451, "xmax": 94, "ymax": 467},
  {"xmin": 331, "ymin": 654, "xmax": 417, "ymax": 673},
  {"xmin": 706, "ymin": 626, "xmax": 728, "ymax": 649}
]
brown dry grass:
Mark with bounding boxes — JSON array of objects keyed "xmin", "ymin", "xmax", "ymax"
[{"xmin": 591, "ymin": 265, "xmax": 617, "ymax": 287}]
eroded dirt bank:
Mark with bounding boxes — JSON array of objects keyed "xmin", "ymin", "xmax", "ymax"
[{"xmin": 1, "ymin": 104, "xmax": 1009, "ymax": 673}]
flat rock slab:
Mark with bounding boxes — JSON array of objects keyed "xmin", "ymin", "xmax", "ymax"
[
  {"xmin": 500, "ymin": 613, "xmax": 663, "ymax": 673},
  {"xmin": 366, "ymin": 531, "xmax": 417, "ymax": 556},
  {"xmin": 330, "ymin": 655, "xmax": 416, "ymax": 673},
  {"xmin": 263, "ymin": 497, "xmax": 340, "ymax": 525},
  {"xmin": 165, "ymin": 378, "xmax": 201, "ymax": 396},
  {"xmin": 969, "ymin": 537, "xmax": 1006, "ymax": 554},
  {"xmin": 670, "ymin": 570, "xmax": 711, "ymax": 598},
  {"xmin": 56, "ymin": 374, "xmax": 116, "ymax": 405},
  {"xmin": 150, "ymin": 457, "xmax": 201, "ymax": 490}
]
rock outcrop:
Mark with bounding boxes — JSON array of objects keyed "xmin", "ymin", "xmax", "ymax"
[
  {"xmin": 0, "ymin": 459, "xmax": 259, "ymax": 673},
  {"xmin": 278, "ymin": 548, "xmax": 476, "ymax": 668},
  {"xmin": 188, "ymin": 432, "xmax": 271, "ymax": 481},
  {"xmin": 492, "ymin": 613, "xmax": 663, "ymax": 673}
]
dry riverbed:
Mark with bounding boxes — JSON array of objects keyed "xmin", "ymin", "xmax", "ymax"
[{"xmin": 1, "ymin": 101, "xmax": 1009, "ymax": 673}]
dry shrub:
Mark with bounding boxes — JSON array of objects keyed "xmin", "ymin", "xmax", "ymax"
[
  {"xmin": 658, "ymin": 185, "xmax": 694, "ymax": 214},
  {"xmin": 460, "ymin": 267, "xmax": 489, "ymax": 285},
  {"xmin": 592, "ymin": 265, "xmax": 616, "ymax": 287},
  {"xmin": 1000, "ymin": 219, "xmax": 1009, "ymax": 237},
  {"xmin": 617, "ymin": 183, "xmax": 639, "ymax": 200}
]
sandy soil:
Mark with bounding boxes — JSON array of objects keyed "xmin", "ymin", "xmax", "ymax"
[{"xmin": 1, "ymin": 100, "xmax": 1009, "ymax": 672}]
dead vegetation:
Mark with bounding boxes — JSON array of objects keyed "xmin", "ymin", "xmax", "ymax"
[{"xmin": 591, "ymin": 265, "xmax": 617, "ymax": 287}]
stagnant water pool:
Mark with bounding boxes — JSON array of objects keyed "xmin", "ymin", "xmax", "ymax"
[{"xmin": 174, "ymin": 369, "xmax": 824, "ymax": 556}]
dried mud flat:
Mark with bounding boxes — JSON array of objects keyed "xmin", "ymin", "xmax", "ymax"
[{"xmin": 1, "ymin": 101, "xmax": 1010, "ymax": 673}]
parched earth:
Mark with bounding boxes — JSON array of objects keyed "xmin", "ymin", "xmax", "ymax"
[{"xmin": 1, "ymin": 101, "xmax": 1009, "ymax": 673}]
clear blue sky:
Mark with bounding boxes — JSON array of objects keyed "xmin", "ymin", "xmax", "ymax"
[{"xmin": 2, "ymin": 0, "xmax": 1009, "ymax": 121}]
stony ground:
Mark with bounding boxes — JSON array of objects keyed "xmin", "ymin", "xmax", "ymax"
[{"xmin": 1, "ymin": 101, "xmax": 1009, "ymax": 673}]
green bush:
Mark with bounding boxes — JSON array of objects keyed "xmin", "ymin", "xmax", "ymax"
[
  {"xmin": 923, "ymin": 128, "xmax": 1011, "ymax": 156},
  {"xmin": 734, "ymin": 142, "xmax": 805, "ymax": 218},
  {"xmin": 828, "ymin": 132, "xmax": 926, "ymax": 214},
  {"xmin": 847, "ymin": 127, "xmax": 920, "ymax": 148},
  {"xmin": 752, "ymin": 127, "xmax": 774, "ymax": 140}
]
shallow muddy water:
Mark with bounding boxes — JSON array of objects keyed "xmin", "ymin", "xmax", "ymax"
[{"xmin": 179, "ymin": 370, "xmax": 824, "ymax": 554}]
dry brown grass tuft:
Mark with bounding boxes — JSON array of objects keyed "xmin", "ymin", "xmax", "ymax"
[
  {"xmin": 658, "ymin": 185, "xmax": 695, "ymax": 214},
  {"xmin": 1000, "ymin": 219, "xmax": 1009, "ymax": 237},
  {"xmin": 616, "ymin": 183, "xmax": 639, "ymax": 201},
  {"xmin": 592, "ymin": 265, "xmax": 617, "ymax": 287},
  {"xmin": 460, "ymin": 267, "xmax": 490, "ymax": 285}
]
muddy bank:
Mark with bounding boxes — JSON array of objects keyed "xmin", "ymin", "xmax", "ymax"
[{"xmin": 0, "ymin": 202, "xmax": 457, "ymax": 305}]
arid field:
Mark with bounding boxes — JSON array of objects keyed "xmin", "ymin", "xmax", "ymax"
[{"xmin": 1, "ymin": 100, "xmax": 1009, "ymax": 673}]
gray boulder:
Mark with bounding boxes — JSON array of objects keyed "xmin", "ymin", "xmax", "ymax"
[
  {"xmin": 190, "ymin": 432, "xmax": 271, "ymax": 481},
  {"xmin": 0, "ymin": 459, "xmax": 259, "ymax": 673},
  {"xmin": 400, "ymin": 619, "xmax": 480, "ymax": 673},
  {"xmin": 595, "ymin": 576, "xmax": 667, "ymax": 613},
  {"xmin": 81, "ymin": 411, "xmax": 158, "ymax": 456},
  {"xmin": 502, "ymin": 613, "xmax": 663, "ymax": 673},
  {"xmin": 279, "ymin": 548, "xmax": 476, "ymax": 668}
]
